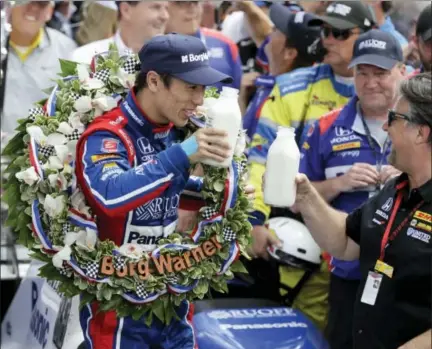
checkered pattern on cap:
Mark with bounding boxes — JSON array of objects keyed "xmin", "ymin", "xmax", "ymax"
[
  {"xmin": 114, "ymin": 255, "xmax": 127, "ymax": 270},
  {"xmin": 201, "ymin": 206, "xmax": 219, "ymax": 220},
  {"xmin": 66, "ymin": 129, "xmax": 81, "ymax": 142},
  {"xmin": 123, "ymin": 56, "xmax": 140, "ymax": 74},
  {"xmin": 135, "ymin": 283, "xmax": 149, "ymax": 299},
  {"xmin": 85, "ymin": 261, "xmax": 99, "ymax": 279},
  {"xmin": 223, "ymin": 226, "xmax": 236, "ymax": 242},
  {"xmin": 39, "ymin": 145, "xmax": 55, "ymax": 158},
  {"xmin": 28, "ymin": 107, "xmax": 45, "ymax": 121},
  {"xmin": 93, "ymin": 69, "xmax": 110, "ymax": 84}
]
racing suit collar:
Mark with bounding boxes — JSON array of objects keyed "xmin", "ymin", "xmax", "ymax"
[
  {"xmin": 254, "ymin": 75, "xmax": 275, "ymax": 88},
  {"xmin": 122, "ymin": 88, "xmax": 174, "ymax": 134},
  {"xmin": 333, "ymin": 95, "xmax": 358, "ymax": 128}
]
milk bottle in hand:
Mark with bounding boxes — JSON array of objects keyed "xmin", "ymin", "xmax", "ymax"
[
  {"xmin": 202, "ymin": 87, "xmax": 242, "ymax": 168},
  {"xmin": 264, "ymin": 127, "xmax": 300, "ymax": 207}
]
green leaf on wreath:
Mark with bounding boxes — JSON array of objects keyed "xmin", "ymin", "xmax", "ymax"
[
  {"xmin": 59, "ymin": 59, "xmax": 78, "ymax": 77},
  {"xmin": 229, "ymin": 260, "xmax": 248, "ymax": 274},
  {"xmin": 152, "ymin": 299, "xmax": 165, "ymax": 324},
  {"xmin": 79, "ymin": 292, "xmax": 96, "ymax": 310}
]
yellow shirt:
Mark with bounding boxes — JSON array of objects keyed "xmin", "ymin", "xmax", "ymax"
[{"xmin": 248, "ymin": 64, "xmax": 355, "ymax": 225}]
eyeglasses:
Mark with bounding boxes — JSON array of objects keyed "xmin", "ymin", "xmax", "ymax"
[
  {"xmin": 387, "ymin": 110, "xmax": 410, "ymax": 126},
  {"xmin": 321, "ymin": 27, "xmax": 362, "ymax": 41}
]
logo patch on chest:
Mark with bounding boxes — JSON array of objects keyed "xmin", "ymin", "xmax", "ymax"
[
  {"xmin": 406, "ymin": 227, "xmax": 430, "ymax": 244},
  {"xmin": 101, "ymin": 138, "xmax": 119, "ymax": 153}
]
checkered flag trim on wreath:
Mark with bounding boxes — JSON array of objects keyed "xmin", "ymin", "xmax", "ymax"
[
  {"xmin": 28, "ymin": 107, "xmax": 45, "ymax": 121},
  {"xmin": 222, "ymin": 226, "xmax": 236, "ymax": 242},
  {"xmin": 84, "ymin": 261, "xmax": 99, "ymax": 279},
  {"xmin": 66, "ymin": 129, "xmax": 81, "ymax": 141},
  {"xmin": 123, "ymin": 56, "xmax": 140, "ymax": 75},
  {"xmin": 62, "ymin": 222, "xmax": 72, "ymax": 234},
  {"xmin": 93, "ymin": 69, "xmax": 110, "ymax": 84},
  {"xmin": 114, "ymin": 255, "xmax": 127, "ymax": 270},
  {"xmin": 68, "ymin": 91, "xmax": 81, "ymax": 101},
  {"xmin": 39, "ymin": 145, "xmax": 55, "ymax": 158},
  {"xmin": 135, "ymin": 284, "xmax": 149, "ymax": 299},
  {"xmin": 59, "ymin": 266, "xmax": 72, "ymax": 277},
  {"xmin": 166, "ymin": 275, "xmax": 179, "ymax": 284},
  {"xmin": 201, "ymin": 206, "xmax": 219, "ymax": 220},
  {"xmin": 237, "ymin": 160, "xmax": 248, "ymax": 175}
]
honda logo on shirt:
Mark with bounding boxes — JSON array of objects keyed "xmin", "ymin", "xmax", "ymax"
[
  {"xmin": 335, "ymin": 127, "xmax": 354, "ymax": 137},
  {"xmin": 381, "ymin": 198, "xmax": 394, "ymax": 212},
  {"xmin": 137, "ymin": 137, "xmax": 155, "ymax": 155}
]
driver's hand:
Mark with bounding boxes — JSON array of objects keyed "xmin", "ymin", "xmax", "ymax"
[
  {"xmin": 250, "ymin": 225, "xmax": 282, "ymax": 260},
  {"xmin": 176, "ymin": 209, "xmax": 198, "ymax": 233}
]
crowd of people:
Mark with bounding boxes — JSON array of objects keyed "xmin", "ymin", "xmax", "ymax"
[{"xmin": 0, "ymin": 1, "xmax": 431, "ymax": 349}]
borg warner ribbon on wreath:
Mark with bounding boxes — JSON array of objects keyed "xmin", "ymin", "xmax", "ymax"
[{"xmin": 1, "ymin": 45, "xmax": 253, "ymax": 325}]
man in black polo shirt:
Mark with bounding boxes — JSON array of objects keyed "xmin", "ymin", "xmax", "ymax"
[{"xmin": 287, "ymin": 72, "xmax": 431, "ymax": 348}]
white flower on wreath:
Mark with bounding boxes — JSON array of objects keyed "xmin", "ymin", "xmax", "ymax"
[
  {"xmin": 77, "ymin": 64, "xmax": 104, "ymax": 90},
  {"xmin": 27, "ymin": 125, "xmax": 67, "ymax": 147},
  {"xmin": 44, "ymin": 194, "xmax": 65, "ymax": 218},
  {"xmin": 52, "ymin": 245, "xmax": 72, "ymax": 268},
  {"xmin": 117, "ymin": 68, "xmax": 136, "ymax": 89},
  {"xmin": 15, "ymin": 167, "xmax": 40, "ymax": 185},
  {"xmin": 68, "ymin": 113, "xmax": 85, "ymax": 134},
  {"xmin": 74, "ymin": 94, "xmax": 117, "ymax": 117},
  {"xmin": 48, "ymin": 172, "xmax": 68, "ymax": 191},
  {"xmin": 70, "ymin": 190, "xmax": 92, "ymax": 218},
  {"xmin": 65, "ymin": 228, "xmax": 97, "ymax": 252},
  {"xmin": 57, "ymin": 122, "xmax": 74, "ymax": 135},
  {"xmin": 234, "ymin": 129, "xmax": 247, "ymax": 157},
  {"xmin": 117, "ymin": 244, "xmax": 145, "ymax": 260}
]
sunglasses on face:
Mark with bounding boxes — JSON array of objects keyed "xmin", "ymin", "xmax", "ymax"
[
  {"xmin": 321, "ymin": 27, "xmax": 362, "ymax": 41},
  {"xmin": 387, "ymin": 110, "xmax": 410, "ymax": 126}
]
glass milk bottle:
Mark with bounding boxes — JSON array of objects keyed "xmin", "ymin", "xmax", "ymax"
[
  {"xmin": 264, "ymin": 127, "xmax": 300, "ymax": 207},
  {"xmin": 202, "ymin": 87, "xmax": 242, "ymax": 168}
]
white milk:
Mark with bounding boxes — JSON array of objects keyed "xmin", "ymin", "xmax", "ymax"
[
  {"xmin": 264, "ymin": 127, "xmax": 300, "ymax": 207},
  {"xmin": 202, "ymin": 87, "xmax": 242, "ymax": 168}
]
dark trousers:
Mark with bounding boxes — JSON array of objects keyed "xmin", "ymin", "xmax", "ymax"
[{"xmin": 325, "ymin": 273, "xmax": 360, "ymax": 349}]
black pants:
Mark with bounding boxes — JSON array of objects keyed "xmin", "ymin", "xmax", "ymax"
[{"xmin": 325, "ymin": 274, "xmax": 360, "ymax": 349}]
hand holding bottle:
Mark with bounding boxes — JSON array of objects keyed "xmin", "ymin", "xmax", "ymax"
[{"xmin": 185, "ymin": 128, "xmax": 231, "ymax": 165}]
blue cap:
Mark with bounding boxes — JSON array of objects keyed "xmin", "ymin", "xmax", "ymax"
[
  {"xmin": 138, "ymin": 34, "xmax": 233, "ymax": 86},
  {"xmin": 270, "ymin": 5, "xmax": 320, "ymax": 56},
  {"xmin": 254, "ymin": 1, "xmax": 268, "ymax": 7},
  {"xmin": 349, "ymin": 29, "xmax": 403, "ymax": 70}
]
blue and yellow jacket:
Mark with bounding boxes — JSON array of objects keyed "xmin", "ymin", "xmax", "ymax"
[{"xmin": 248, "ymin": 64, "xmax": 355, "ymax": 225}]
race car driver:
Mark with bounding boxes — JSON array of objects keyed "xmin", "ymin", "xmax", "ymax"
[{"xmin": 75, "ymin": 34, "xmax": 233, "ymax": 349}]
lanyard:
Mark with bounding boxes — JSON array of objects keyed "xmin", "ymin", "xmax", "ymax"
[
  {"xmin": 379, "ymin": 188, "xmax": 425, "ymax": 261},
  {"xmin": 359, "ymin": 114, "xmax": 390, "ymax": 190}
]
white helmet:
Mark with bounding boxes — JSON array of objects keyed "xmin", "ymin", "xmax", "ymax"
[{"xmin": 267, "ymin": 217, "xmax": 321, "ymax": 268}]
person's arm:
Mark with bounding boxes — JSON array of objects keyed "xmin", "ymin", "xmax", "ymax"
[
  {"xmin": 236, "ymin": 1, "xmax": 272, "ymax": 47},
  {"xmin": 398, "ymin": 330, "xmax": 432, "ymax": 349},
  {"xmin": 294, "ymin": 174, "xmax": 360, "ymax": 261},
  {"xmin": 76, "ymin": 131, "xmax": 191, "ymax": 217}
]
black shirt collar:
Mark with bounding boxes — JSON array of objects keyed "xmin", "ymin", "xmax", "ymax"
[{"xmin": 395, "ymin": 173, "xmax": 432, "ymax": 203}]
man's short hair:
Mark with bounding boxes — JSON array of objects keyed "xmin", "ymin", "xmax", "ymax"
[
  {"xmin": 381, "ymin": 1, "xmax": 392, "ymax": 14},
  {"xmin": 116, "ymin": 1, "xmax": 138, "ymax": 20},
  {"xmin": 400, "ymin": 73, "xmax": 432, "ymax": 144}
]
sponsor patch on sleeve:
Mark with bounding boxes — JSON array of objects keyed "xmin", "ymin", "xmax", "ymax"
[
  {"xmin": 332, "ymin": 142, "xmax": 361, "ymax": 152},
  {"xmin": 101, "ymin": 138, "xmax": 120, "ymax": 153},
  {"xmin": 91, "ymin": 154, "xmax": 121, "ymax": 163}
]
